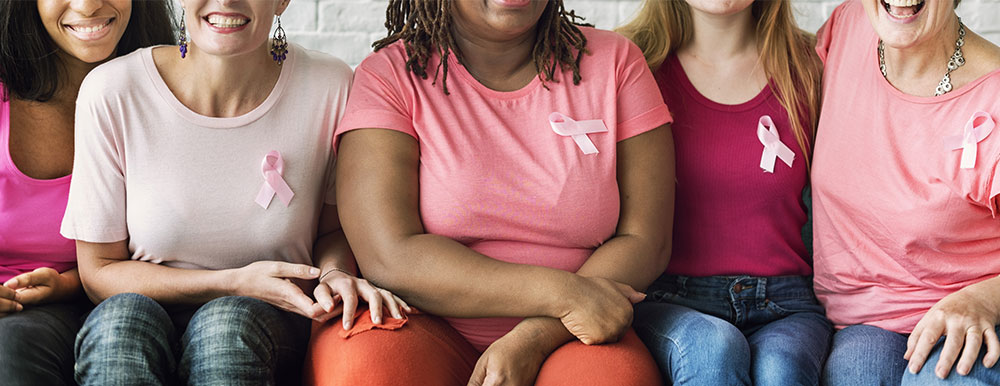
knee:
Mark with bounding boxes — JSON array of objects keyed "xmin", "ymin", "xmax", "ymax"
[
  {"xmin": 183, "ymin": 297, "xmax": 276, "ymax": 355},
  {"xmin": 537, "ymin": 330, "xmax": 661, "ymax": 386},
  {"xmin": 78, "ymin": 293, "xmax": 172, "ymax": 347}
]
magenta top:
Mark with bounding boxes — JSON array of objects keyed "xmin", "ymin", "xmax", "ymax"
[
  {"xmin": 0, "ymin": 89, "xmax": 76, "ymax": 282},
  {"xmin": 657, "ymin": 55, "xmax": 812, "ymax": 278}
]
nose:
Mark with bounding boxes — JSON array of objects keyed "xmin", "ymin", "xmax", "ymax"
[{"xmin": 68, "ymin": 0, "xmax": 103, "ymax": 16}]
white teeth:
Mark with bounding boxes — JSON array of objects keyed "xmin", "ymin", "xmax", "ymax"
[
  {"xmin": 884, "ymin": 0, "xmax": 923, "ymax": 7},
  {"xmin": 207, "ymin": 15, "xmax": 248, "ymax": 28},
  {"xmin": 69, "ymin": 22, "xmax": 109, "ymax": 33}
]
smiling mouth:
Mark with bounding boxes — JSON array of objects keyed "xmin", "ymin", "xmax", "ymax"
[
  {"xmin": 65, "ymin": 18, "xmax": 113, "ymax": 34},
  {"xmin": 205, "ymin": 14, "xmax": 250, "ymax": 28},
  {"xmin": 882, "ymin": 0, "xmax": 925, "ymax": 19}
]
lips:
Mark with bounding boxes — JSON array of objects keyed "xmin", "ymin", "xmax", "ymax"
[
  {"xmin": 204, "ymin": 13, "xmax": 250, "ymax": 29},
  {"xmin": 63, "ymin": 18, "xmax": 115, "ymax": 41},
  {"xmin": 881, "ymin": 0, "xmax": 925, "ymax": 20}
]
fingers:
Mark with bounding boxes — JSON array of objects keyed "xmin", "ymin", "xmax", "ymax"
[
  {"xmin": 313, "ymin": 284, "xmax": 338, "ymax": 312},
  {"xmin": 0, "ymin": 298, "xmax": 22, "ymax": 313},
  {"xmin": 379, "ymin": 289, "xmax": 403, "ymax": 320},
  {"xmin": 340, "ymin": 285, "xmax": 359, "ymax": 330},
  {"xmin": 481, "ymin": 371, "xmax": 502, "ymax": 386},
  {"xmin": 0, "ymin": 284, "xmax": 15, "ymax": 300},
  {"xmin": 467, "ymin": 356, "xmax": 487, "ymax": 386},
  {"xmin": 268, "ymin": 262, "xmax": 321, "ymax": 280},
  {"xmin": 932, "ymin": 325, "xmax": 966, "ymax": 378},
  {"xmin": 395, "ymin": 295, "xmax": 413, "ymax": 313},
  {"xmin": 983, "ymin": 327, "xmax": 1000, "ymax": 368},
  {"xmin": 363, "ymin": 285, "xmax": 384, "ymax": 325},
  {"xmin": 13, "ymin": 286, "xmax": 52, "ymax": 306},
  {"xmin": 613, "ymin": 282, "xmax": 645, "ymax": 304},
  {"xmin": 279, "ymin": 282, "xmax": 322, "ymax": 319},
  {"xmin": 956, "ymin": 326, "xmax": 985, "ymax": 375},
  {"xmin": 908, "ymin": 323, "xmax": 945, "ymax": 375}
]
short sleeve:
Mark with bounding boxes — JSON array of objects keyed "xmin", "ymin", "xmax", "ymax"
[
  {"xmin": 984, "ymin": 151, "xmax": 1000, "ymax": 218},
  {"xmin": 60, "ymin": 81, "xmax": 128, "ymax": 242},
  {"xmin": 816, "ymin": 1, "xmax": 854, "ymax": 66},
  {"xmin": 323, "ymin": 154, "xmax": 337, "ymax": 205},
  {"xmin": 334, "ymin": 49, "xmax": 417, "ymax": 150},
  {"xmin": 615, "ymin": 40, "xmax": 673, "ymax": 142}
]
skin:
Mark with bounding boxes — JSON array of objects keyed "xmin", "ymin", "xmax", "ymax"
[
  {"xmin": 75, "ymin": 0, "xmax": 405, "ymax": 328},
  {"xmin": 857, "ymin": 0, "xmax": 1000, "ymax": 379},
  {"xmin": 3, "ymin": 0, "xmax": 132, "ymax": 316},
  {"xmin": 676, "ymin": 0, "xmax": 765, "ymax": 105},
  {"xmin": 337, "ymin": 1, "xmax": 675, "ymax": 385}
]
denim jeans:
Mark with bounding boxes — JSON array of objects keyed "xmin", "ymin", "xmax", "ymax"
[
  {"xmin": 634, "ymin": 275, "xmax": 833, "ymax": 386},
  {"xmin": 0, "ymin": 300, "xmax": 91, "ymax": 386},
  {"xmin": 74, "ymin": 293, "xmax": 310, "ymax": 386},
  {"xmin": 823, "ymin": 324, "xmax": 1000, "ymax": 386}
]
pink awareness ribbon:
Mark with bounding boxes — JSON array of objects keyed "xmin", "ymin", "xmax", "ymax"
[
  {"xmin": 757, "ymin": 115, "xmax": 795, "ymax": 173},
  {"xmin": 549, "ymin": 112, "xmax": 608, "ymax": 155},
  {"xmin": 254, "ymin": 151, "xmax": 295, "ymax": 209},
  {"xmin": 943, "ymin": 111, "xmax": 994, "ymax": 169}
]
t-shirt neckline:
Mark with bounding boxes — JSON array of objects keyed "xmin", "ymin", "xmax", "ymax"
[
  {"xmin": 141, "ymin": 44, "xmax": 295, "ymax": 128},
  {"xmin": 666, "ymin": 53, "xmax": 773, "ymax": 112},
  {"xmin": 869, "ymin": 37, "xmax": 1000, "ymax": 104},
  {"xmin": 446, "ymin": 51, "xmax": 544, "ymax": 100}
]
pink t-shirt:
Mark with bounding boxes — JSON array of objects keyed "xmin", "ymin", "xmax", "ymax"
[
  {"xmin": 812, "ymin": 1, "xmax": 1000, "ymax": 333},
  {"xmin": 338, "ymin": 28, "xmax": 672, "ymax": 350},
  {"xmin": 656, "ymin": 54, "xmax": 811, "ymax": 278},
  {"xmin": 0, "ymin": 90, "xmax": 76, "ymax": 282}
]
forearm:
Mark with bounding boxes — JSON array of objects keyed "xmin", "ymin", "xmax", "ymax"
[
  {"xmin": 313, "ymin": 229, "xmax": 358, "ymax": 275},
  {"xmin": 356, "ymin": 233, "xmax": 576, "ymax": 319},
  {"xmin": 81, "ymin": 259, "xmax": 233, "ymax": 305},
  {"xmin": 575, "ymin": 233, "xmax": 669, "ymax": 292},
  {"xmin": 52, "ymin": 268, "xmax": 84, "ymax": 302}
]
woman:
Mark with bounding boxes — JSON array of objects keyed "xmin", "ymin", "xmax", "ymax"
[
  {"xmin": 61, "ymin": 0, "xmax": 406, "ymax": 384},
  {"xmin": 0, "ymin": 0, "xmax": 172, "ymax": 384},
  {"xmin": 617, "ymin": 1, "xmax": 828, "ymax": 385},
  {"xmin": 813, "ymin": 0, "xmax": 1000, "ymax": 385},
  {"xmin": 304, "ymin": 1, "xmax": 675, "ymax": 385}
]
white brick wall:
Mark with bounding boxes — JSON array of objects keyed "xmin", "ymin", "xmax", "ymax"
[{"xmin": 274, "ymin": 0, "xmax": 1000, "ymax": 67}]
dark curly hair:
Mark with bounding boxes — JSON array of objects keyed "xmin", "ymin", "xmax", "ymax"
[
  {"xmin": 374, "ymin": 0, "xmax": 592, "ymax": 94},
  {"xmin": 0, "ymin": 0, "xmax": 175, "ymax": 102}
]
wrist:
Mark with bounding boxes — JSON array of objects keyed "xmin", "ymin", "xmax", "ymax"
[{"xmin": 508, "ymin": 317, "xmax": 572, "ymax": 357}]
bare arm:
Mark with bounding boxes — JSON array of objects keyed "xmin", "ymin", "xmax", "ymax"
[{"xmin": 76, "ymin": 240, "xmax": 323, "ymax": 318}]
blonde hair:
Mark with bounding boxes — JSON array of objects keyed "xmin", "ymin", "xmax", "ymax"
[{"xmin": 617, "ymin": 0, "xmax": 822, "ymax": 168}]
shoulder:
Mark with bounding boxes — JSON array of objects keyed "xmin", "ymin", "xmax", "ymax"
[
  {"xmin": 580, "ymin": 27, "xmax": 642, "ymax": 59},
  {"xmin": 291, "ymin": 43, "xmax": 353, "ymax": 84},
  {"xmin": 356, "ymin": 40, "xmax": 409, "ymax": 76},
  {"xmin": 78, "ymin": 47, "xmax": 153, "ymax": 103}
]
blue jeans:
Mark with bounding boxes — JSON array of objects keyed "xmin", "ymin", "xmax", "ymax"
[
  {"xmin": 634, "ymin": 275, "xmax": 833, "ymax": 386},
  {"xmin": 74, "ymin": 293, "xmax": 310, "ymax": 386},
  {"xmin": 0, "ymin": 300, "xmax": 90, "ymax": 385},
  {"xmin": 823, "ymin": 324, "xmax": 1000, "ymax": 386}
]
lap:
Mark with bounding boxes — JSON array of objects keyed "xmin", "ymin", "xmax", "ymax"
[
  {"xmin": 823, "ymin": 324, "xmax": 909, "ymax": 386},
  {"xmin": 536, "ymin": 329, "xmax": 661, "ymax": 386},
  {"xmin": 901, "ymin": 325, "xmax": 1000, "ymax": 386},
  {"xmin": 0, "ymin": 301, "xmax": 90, "ymax": 385}
]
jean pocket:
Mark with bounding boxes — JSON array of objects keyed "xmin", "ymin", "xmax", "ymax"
[{"xmin": 764, "ymin": 297, "xmax": 824, "ymax": 317}]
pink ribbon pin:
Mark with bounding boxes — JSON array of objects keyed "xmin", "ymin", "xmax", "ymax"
[
  {"xmin": 549, "ymin": 112, "xmax": 608, "ymax": 155},
  {"xmin": 254, "ymin": 151, "xmax": 294, "ymax": 209},
  {"xmin": 757, "ymin": 115, "xmax": 795, "ymax": 173},
  {"xmin": 943, "ymin": 111, "xmax": 994, "ymax": 169}
]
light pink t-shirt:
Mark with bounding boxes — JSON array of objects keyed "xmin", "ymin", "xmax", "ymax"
[
  {"xmin": 0, "ymin": 90, "xmax": 76, "ymax": 282},
  {"xmin": 812, "ymin": 1, "xmax": 1000, "ymax": 333},
  {"xmin": 337, "ymin": 28, "xmax": 672, "ymax": 351},
  {"xmin": 61, "ymin": 44, "xmax": 346, "ymax": 270}
]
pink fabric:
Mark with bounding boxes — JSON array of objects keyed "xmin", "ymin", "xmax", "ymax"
[
  {"xmin": 0, "ymin": 90, "xmax": 76, "ymax": 282},
  {"xmin": 337, "ymin": 28, "xmax": 672, "ymax": 351},
  {"xmin": 812, "ymin": 1, "xmax": 1000, "ymax": 333},
  {"xmin": 655, "ymin": 54, "xmax": 811, "ymax": 278}
]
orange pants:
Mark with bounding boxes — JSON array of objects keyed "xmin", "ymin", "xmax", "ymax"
[{"xmin": 304, "ymin": 311, "xmax": 662, "ymax": 386}]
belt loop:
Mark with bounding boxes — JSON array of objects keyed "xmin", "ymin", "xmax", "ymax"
[{"xmin": 757, "ymin": 277, "xmax": 768, "ymax": 300}]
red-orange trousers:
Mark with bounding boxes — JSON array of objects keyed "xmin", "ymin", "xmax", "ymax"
[{"xmin": 304, "ymin": 310, "xmax": 662, "ymax": 386}]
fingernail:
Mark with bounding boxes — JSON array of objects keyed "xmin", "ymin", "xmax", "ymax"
[
  {"xmin": 373, "ymin": 316, "xmax": 381, "ymax": 324},
  {"xmin": 393, "ymin": 312, "xmax": 402, "ymax": 319},
  {"xmin": 310, "ymin": 268, "xmax": 320, "ymax": 275},
  {"xmin": 909, "ymin": 365, "xmax": 918, "ymax": 374},
  {"xmin": 15, "ymin": 303, "xmax": 22, "ymax": 311},
  {"xmin": 343, "ymin": 320, "xmax": 352, "ymax": 330}
]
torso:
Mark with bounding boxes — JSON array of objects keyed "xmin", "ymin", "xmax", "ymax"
[{"xmin": 8, "ymin": 98, "xmax": 74, "ymax": 179}]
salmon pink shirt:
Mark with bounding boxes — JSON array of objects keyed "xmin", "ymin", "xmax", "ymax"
[
  {"xmin": 812, "ymin": 1, "xmax": 1000, "ymax": 333},
  {"xmin": 0, "ymin": 88, "xmax": 76, "ymax": 282},
  {"xmin": 337, "ymin": 28, "xmax": 672, "ymax": 351}
]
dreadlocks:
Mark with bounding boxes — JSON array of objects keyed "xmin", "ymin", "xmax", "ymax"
[{"xmin": 374, "ymin": 0, "xmax": 591, "ymax": 94}]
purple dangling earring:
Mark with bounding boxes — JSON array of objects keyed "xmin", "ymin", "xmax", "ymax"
[
  {"xmin": 270, "ymin": 16, "xmax": 287, "ymax": 65},
  {"xmin": 178, "ymin": 9, "xmax": 188, "ymax": 59}
]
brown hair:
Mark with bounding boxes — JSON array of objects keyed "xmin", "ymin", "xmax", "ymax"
[
  {"xmin": 374, "ymin": 0, "xmax": 591, "ymax": 94},
  {"xmin": 617, "ymin": 0, "xmax": 822, "ymax": 168}
]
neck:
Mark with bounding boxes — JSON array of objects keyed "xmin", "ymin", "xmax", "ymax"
[
  {"xmin": 173, "ymin": 42, "xmax": 280, "ymax": 117},
  {"xmin": 682, "ymin": 7, "xmax": 757, "ymax": 60},
  {"xmin": 882, "ymin": 17, "xmax": 960, "ymax": 84},
  {"xmin": 450, "ymin": 20, "xmax": 537, "ymax": 90},
  {"xmin": 48, "ymin": 51, "xmax": 101, "ymax": 106}
]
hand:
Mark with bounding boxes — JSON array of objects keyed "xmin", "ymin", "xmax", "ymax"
[
  {"xmin": 557, "ymin": 276, "xmax": 645, "ymax": 345},
  {"xmin": 312, "ymin": 269, "xmax": 411, "ymax": 329},
  {"xmin": 232, "ymin": 261, "xmax": 325, "ymax": 320},
  {"xmin": 0, "ymin": 284, "xmax": 21, "ymax": 317},
  {"xmin": 905, "ymin": 283, "xmax": 1000, "ymax": 378},
  {"xmin": 4, "ymin": 267, "xmax": 80, "ymax": 306},
  {"xmin": 468, "ymin": 328, "xmax": 548, "ymax": 386}
]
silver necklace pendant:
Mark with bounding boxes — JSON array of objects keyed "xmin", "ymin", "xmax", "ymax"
[{"xmin": 879, "ymin": 18, "xmax": 966, "ymax": 97}]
